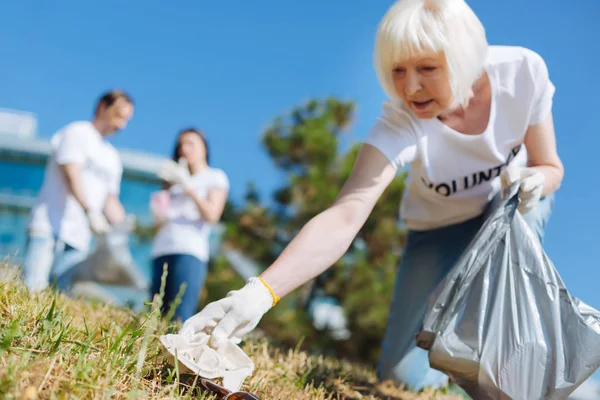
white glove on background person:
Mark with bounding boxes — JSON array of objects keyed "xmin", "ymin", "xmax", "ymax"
[
  {"xmin": 501, "ymin": 165, "xmax": 546, "ymax": 214},
  {"xmin": 178, "ymin": 277, "xmax": 277, "ymax": 350},
  {"xmin": 158, "ymin": 157, "xmax": 191, "ymax": 187},
  {"xmin": 86, "ymin": 210, "xmax": 111, "ymax": 234},
  {"xmin": 159, "ymin": 332, "xmax": 254, "ymax": 392}
]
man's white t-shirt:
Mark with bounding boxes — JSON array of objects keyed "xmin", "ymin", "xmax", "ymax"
[
  {"xmin": 151, "ymin": 167, "xmax": 229, "ymax": 262},
  {"xmin": 364, "ymin": 45, "xmax": 555, "ymax": 231},
  {"xmin": 29, "ymin": 121, "xmax": 123, "ymax": 251}
]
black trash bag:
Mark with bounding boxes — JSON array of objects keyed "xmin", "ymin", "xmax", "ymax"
[{"xmin": 416, "ymin": 185, "xmax": 600, "ymax": 400}]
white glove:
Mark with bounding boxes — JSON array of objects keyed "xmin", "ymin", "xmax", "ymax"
[
  {"xmin": 179, "ymin": 277, "xmax": 276, "ymax": 350},
  {"xmin": 86, "ymin": 210, "xmax": 111, "ymax": 234},
  {"xmin": 157, "ymin": 157, "xmax": 191, "ymax": 187},
  {"xmin": 501, "ymin": 165, "xmax": 546, "ymax": 214},
  {"xmin": 159, "ymin": 332, "xmax": 254, "ymax": 392}
]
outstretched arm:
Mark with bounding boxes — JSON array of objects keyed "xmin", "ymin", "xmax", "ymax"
[
  {"xmin": 171, "ymin": 144, "xmax": 396, "ymax": 351},
  {"xmin": 169, "ymin": 143, "xmax": 399, "ymax": 350},
  {"xmin": 260, "ymin": 143, "xmax": 398, "ymax": 298}
]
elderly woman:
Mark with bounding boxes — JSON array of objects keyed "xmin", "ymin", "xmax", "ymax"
[{"xmin": 172, "ymin": 0, "xmax": 563, "ymax": 391}]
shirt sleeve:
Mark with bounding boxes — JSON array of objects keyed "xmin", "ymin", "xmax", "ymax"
[
  {"xmin": 524, "ymin": 48, "xmax": 556, "ymax": 126},
  {"xmin": 211, "ymin": 169, "xmax": 230, "ymax": 191},
  {"xmin": 363, "ymin": 101, "xmax": 419, "ymax": 169},
  {"xmin": 55, "ymin": 123, "xmax": 90, "ymax": 165}
]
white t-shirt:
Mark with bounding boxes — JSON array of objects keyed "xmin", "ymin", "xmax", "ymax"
[
  {"xmin": 29, "ymin": 121, "xmax": 123, "ymax": 250},
  {"xmin": 151, "ymin": 167, "xmax": 229, "ymax": 262},
  {"xmin": 364, "ymin": 45, "xmax": 555, "ymax": 230}
]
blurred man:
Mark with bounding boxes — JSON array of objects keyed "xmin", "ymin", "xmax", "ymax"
[{"xmin": 22, "ymin": 90, "xmax": 134, "ymax": 292}]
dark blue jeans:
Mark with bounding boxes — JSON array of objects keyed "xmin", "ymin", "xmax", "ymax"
[{"xmin": 150, "ymin": 254, "xmax": 208, "ymax": 322}]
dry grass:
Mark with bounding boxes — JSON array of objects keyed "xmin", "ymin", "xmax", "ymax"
[{"xmin": 0, "ymin": 265, "xmax": 465, "ymax": 399}]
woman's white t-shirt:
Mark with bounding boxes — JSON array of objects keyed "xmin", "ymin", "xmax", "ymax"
[
  {"xmin": 151, "ymin": 167, "xmax": 229, "ymax": 262},
  {"xmin": 364, "ymin": 45, "xmax": 555, "ymax": 231}
]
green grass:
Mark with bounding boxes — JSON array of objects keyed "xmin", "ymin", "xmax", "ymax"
[{"xmin": 0, "ymin": 265, "xmax": 465, "ymax": 399}]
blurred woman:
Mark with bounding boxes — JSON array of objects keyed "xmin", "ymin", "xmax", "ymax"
[{"xmin": 149, "ymin": 127, "xmax": 229, "ymax": 321}]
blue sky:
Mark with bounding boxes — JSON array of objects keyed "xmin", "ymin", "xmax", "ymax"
[{"xmin": 1, "ymin": 0, "xmax": 599, "ymax": 368}]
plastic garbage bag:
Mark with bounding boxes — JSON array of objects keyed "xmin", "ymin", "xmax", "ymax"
[
  {"xmin": 416, "ymin": 184, "xmax": 600, "ymax": 400},
  {"xmin": 73, "ymin": 215, "xmax": 149, "ymax": 290}
]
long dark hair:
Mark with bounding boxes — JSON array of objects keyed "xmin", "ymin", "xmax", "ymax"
[{"xmin": 172, "ymin": 127, "xmax": 210, "ymax": 165}]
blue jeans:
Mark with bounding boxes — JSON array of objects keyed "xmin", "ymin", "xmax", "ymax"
[
  {"xmin": 21, "ymin": 234, "xmax": 89, "ymax": 292},
  {"xmin": 150, "ymin": 254, "xmax": 208, "ymax": 322},
  {"xmin": 377, "ymin": 194, "xmax": 555, "ymax": 391}
]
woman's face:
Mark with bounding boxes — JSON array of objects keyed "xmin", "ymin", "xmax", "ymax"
[
  {"xmin": 392, "ymin": 49, "xmax": 454, "ymax": 119},
  {"xmin": 178, "ymin": 132, "xmax": 207, "ymax": 167}
]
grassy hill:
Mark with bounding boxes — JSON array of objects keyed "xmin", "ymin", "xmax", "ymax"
[{"xmin": 0, "ymin": 266, "xmax": 464, "ymax": 399}]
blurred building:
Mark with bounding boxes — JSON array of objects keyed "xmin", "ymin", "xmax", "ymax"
[{"xmin": 0, "ymin": 108, "xmax": 164, "ymax": 287}]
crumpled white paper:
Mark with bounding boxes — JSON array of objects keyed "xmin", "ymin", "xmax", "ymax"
[{"xmin": 159, "ymin": 332, "xmax": 254, "ymax": 392}]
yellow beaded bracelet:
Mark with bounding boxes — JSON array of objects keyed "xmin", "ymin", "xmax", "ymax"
[{"xmin": 258, "ymin": 277, "xmax": 280, "ymax": 307}]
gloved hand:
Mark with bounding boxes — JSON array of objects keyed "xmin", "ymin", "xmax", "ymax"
[
  {"xmin": 158, "ymin": 157, "xmax": 191, "ymax": 187},
  {"xmin": 179, "ymin": 277, "xmax": 277, "ymax": 350},
  {"xmin": 86, "ymin": 210, "xmax": 111, "ymax": 234},
  {"xmin": 501, "ymin": 165, "xmax": 545, "ymax": 214}
]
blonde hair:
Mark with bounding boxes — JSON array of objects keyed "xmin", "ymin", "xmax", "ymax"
[{"xmin": 374, "ymin": 0, "xmax": 488, "ymax": 106}]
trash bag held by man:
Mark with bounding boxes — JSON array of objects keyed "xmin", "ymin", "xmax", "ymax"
[
  {"xmin": 416, "ymin": 184, "xmax": 600, "ymax": 400},
  {"xmin": 73, "ymin": 215, "xmax": 149, "ymax": 290}
]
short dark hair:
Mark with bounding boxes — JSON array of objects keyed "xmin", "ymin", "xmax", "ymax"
[
  {"xmin": 172, "ymin": 127, "xmax": 210, "ymax": 165},
  {"xmin": 95, "ymin": 90, "xmax": 134, "ymax": 115}
]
